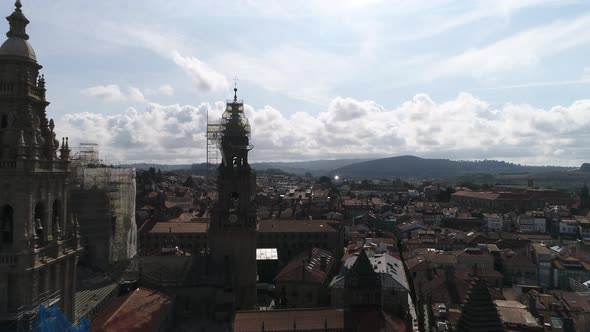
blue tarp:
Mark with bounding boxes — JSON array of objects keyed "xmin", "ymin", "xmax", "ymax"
[{"xmin": 34, "ymin": 305, "xmax": 90, "ymax": 332}]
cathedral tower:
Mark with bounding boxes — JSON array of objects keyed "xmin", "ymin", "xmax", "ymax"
[
  {"xmin": 208, "ymin": 87, "xmax": 257, "ymax": 309},
  {"xmin": 0, "ymin": 1, "xmax": 80, "ymax": 327}
]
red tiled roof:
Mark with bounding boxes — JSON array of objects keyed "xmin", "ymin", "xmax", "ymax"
[
  {"xmin": 92, "ymin": 288, "xmax": 175, "ymax": 332},
  {"xmin": 452, "ymin": 191, "xmax": 501, "ymax": 200},
  {"xmin": 258, "ymin": 219, "xmax": 340, "ymax": 233},
  {"xmin": 274, "ymin": 248, "xmax": 334, "ymax": 284},
  {"xmin": 167, "ymin": 212, "xmax": 197, "ymax": 223},
  {"xmin": 148, "ymin": 222, "xmax": 207, "ymax": 234},
  {"xmin": 234, "ymin": 308, "xmax": 344, "ymax": 331},
  {"xmin": 233, "ymin": 308, "xmax": 403, "ymax": 332}
]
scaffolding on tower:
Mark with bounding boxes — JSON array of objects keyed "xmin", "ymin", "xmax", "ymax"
[{"xmin": 206, "ymin": 111, "xmax": 223, "ymax": 180}]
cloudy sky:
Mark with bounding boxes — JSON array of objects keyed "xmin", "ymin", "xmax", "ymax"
[{"xmin": 5, "ymin": 0, "xmax": 590, "ymax": 165}]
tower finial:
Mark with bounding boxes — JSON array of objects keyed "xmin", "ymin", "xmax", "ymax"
[
  {"xmin": 6, "ymin": 0, "xmax": 29, "ymax": 40},
  {"xmin": 233, "ymin": 77, "xmax": 239, "ymax": 101}
]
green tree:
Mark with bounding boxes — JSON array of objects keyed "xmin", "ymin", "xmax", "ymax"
[
  {"xmin": 183, "ymin": 176, "xmax": 195, "ymax": 187},
  {"xmin": 318, "ymin": 176, "xmax": 332, "ymax": 186}
]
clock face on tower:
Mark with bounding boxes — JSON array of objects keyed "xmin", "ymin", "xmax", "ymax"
[{"xmin": 229, "ymin": 214, "xmax": 238, "ymax": 223}]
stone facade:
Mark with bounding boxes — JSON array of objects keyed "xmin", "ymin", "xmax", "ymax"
[{"xmin": 0, "ymin": 1, "xmax": 81, "ymax": 327}]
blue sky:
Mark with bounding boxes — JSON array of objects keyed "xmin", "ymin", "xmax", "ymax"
[{"xmin": 5, "ymin": 1, "xmax": 590, "ymax": 165}]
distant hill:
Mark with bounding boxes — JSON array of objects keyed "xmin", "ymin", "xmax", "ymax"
[
  {"xmin": 123, "ymin": 163, "xmax": 193, "ymax": 172},
  {"xmin": 332, "ymin": 155, "xmax": 574, "ymax": 179},
  {"xmin": 127, "ymin": 159, "xmax": 373, "ymax": 176},
  {"xmin": 125, "ymin": 156, "xmax": 575, "ymax": 179},
  {"xmin": 251, "ymin": 159, "xmax": 373, "ymax": 175}
]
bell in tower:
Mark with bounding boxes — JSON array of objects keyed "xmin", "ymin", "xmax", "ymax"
[{"xmin": 208, "ymin": 86, "xmax": 258, "ymax": 310}]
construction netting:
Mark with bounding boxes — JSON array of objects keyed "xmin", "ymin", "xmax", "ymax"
[{"xmin": 34, "ymin": 305, "xmax": 91, "ymax": 332}]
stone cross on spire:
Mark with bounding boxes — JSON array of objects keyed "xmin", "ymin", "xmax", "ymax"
[{"xmin": 6, "ymin": 0, "xmax": 29, "ymax": 40}]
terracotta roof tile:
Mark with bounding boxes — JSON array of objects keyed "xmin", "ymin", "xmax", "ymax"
[
  {"xmin": 92, "ymin": 288, "xmax": 175, "ymax": 332},
  {"xmin": 148, "ymin": 222, "xmax": 207, "ymax": 234},
  {"xmin": 258, "ymin": 219, "xmax": 340, "ymax": 233},
  {"xmin": 274, "ymin": 248, "xmax": 335, "ymax": 284}
]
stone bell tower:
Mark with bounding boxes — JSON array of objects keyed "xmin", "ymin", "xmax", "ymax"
[
  {"xmin": 208, "ymin": 87, "xmax": 257, "ymax": 309},
  {"xmin": 0, "ymin": 1, "xmax": 81, "ymax": 328}
]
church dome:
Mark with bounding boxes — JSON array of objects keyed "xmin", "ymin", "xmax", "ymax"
[{"xmin": 0, "ymin": 37, "xmax": 36, "ymax": 60}]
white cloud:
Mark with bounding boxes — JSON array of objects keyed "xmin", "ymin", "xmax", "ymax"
[
  {"xmin": 158, "ymin": 84, "xmax": 174, "ymax": 96},
  {"xmin": 218, "ymin": 45, "xmax": 350, "ymax": 105},
  {"xmin": 428, "ymin": 14, "xmax": 590, "ymax": 81},
  {"xmin": 59, "ymin": 102, "xmax": 221, "ymax": 163},
  {"xmin": 59, "ymin": 93, "xmax": 590, "ymax": 166},
  {"xmin": 236, "ymin": 0, "xmax": 385, "ymax": 18},
  {"xmin": 144, "ymin": 84, "xmax": 175, "ymax": 97},
  {"xmin": 81, "ymin": 85, "xmax": 148, "ymax": 103},
  {"xmin": 97, "ymin": 22, "xmax": 228, "ymax": 93},
  {"xmin": 173, "ymin": 51, "xmax": 229, "ymax": 92},
  {"xmin": 477, "ymin": 78, "xmax": 590, "ymax": 90},
  {"xmin": 81, "ymin": 84, "xmax": 124, "ymax": 101},
  {"xmin": 128, "ymin": 87, "xmax": 146, "ymax": 103}
]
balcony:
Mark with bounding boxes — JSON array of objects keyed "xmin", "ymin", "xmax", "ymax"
[{"xmin": 0, "ymin": 81, "xmax": 46, "ymax": 100}]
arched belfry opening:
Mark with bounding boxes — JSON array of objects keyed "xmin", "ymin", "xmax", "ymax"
[
  {"xmin": 33, "ymin": 202, "xmax": 45, "ymax": 244},
  {"xmin": 51, "ymin": 199, "xmax": 61, "ymax": 239},
  {"xmin": 1, "ymin": 204, "xmax": 14, "ymax": 246}
]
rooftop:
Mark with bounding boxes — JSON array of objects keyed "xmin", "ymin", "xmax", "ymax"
[
  {"xmin": 92, "ymin": 288, "xmax": 175, "ymax": 332},
  {"xmin": 148, "ymin": 222, "xmax": 208, "ymax": 234},
  {"xmin": 258, "ymin": 219, "xmax": 340, "ymax": 233},
  {"xmin": 275, "ymin": 247, "xmax": 335, "ymax": 284},
  {"xmin": 256, "ymin": 248, "xmax": 278, "ymax": 261},
  {"xmin": 331, "ymin": 251, "xmax": 409, "ymax": 291},
  {"xmin": 233, "ymin": 308, "xmax": 344, "ymax": 331},
  {"xmin": 494, "ymin": 300, "xmax": 540, "ymax": 328}
]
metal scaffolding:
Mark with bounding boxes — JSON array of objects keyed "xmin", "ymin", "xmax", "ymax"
[
  {"xmin": 206, "ymin": 118, "xmax": 223, "ymax": 179},
  {"xmin": 69, "ymin": 143, "xmax": 138, "ymax": 262},
  {"xmin": 70, "ymin": 143, "xmax": 100, "ymax": 167}
]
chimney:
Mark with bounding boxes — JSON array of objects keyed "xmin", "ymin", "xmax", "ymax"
[
  {"xmin": 320, "ymin": 256, "xmax": 328, "ymax": 272},
  {"xmin": 528, "ymin": 295, "xmax": 538, "ymax": 318},
  {"xmin": 471, "ymin": 263, "xmax": 479, "ymax": 277},
  {"xmin": 444, "ymin": 265, "xmax": 455, "ymax": 282}
]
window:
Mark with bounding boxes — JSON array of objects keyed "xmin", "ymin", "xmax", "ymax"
[{"xmin": 1, "ymin": 205, "xmax": 13, "ymax": 245}]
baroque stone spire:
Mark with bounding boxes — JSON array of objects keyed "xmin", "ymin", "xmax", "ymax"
[{"xmin": 6, "ymin": 0, "xmax": 29, "ymax": 40}]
